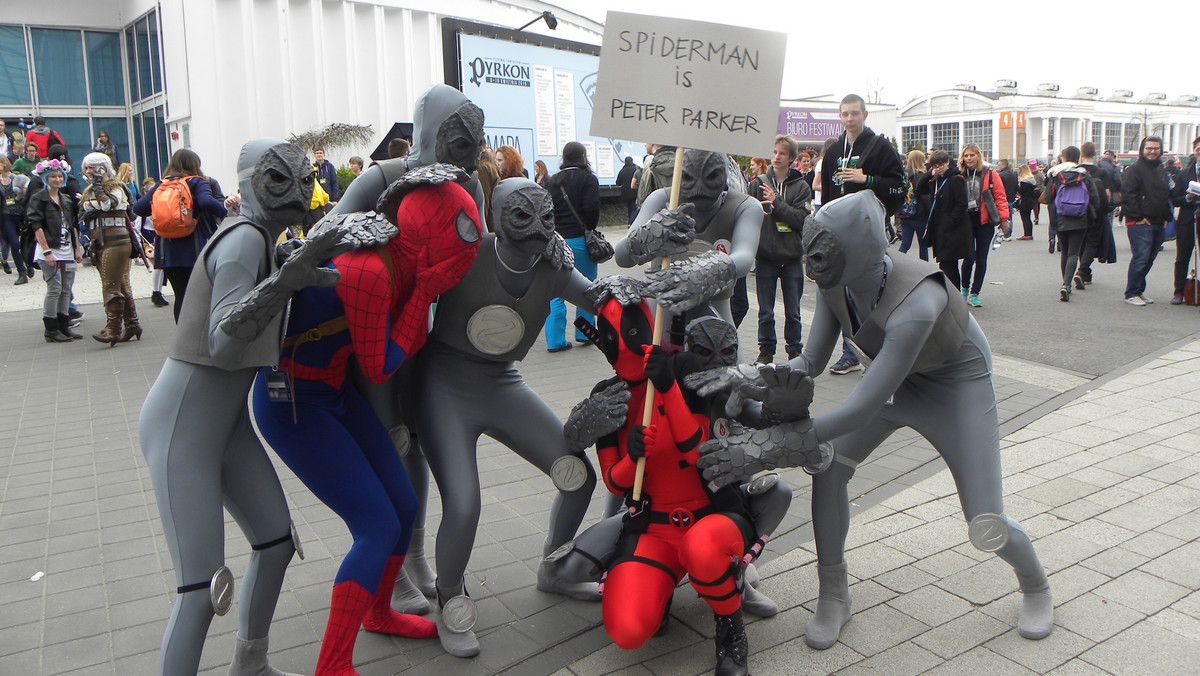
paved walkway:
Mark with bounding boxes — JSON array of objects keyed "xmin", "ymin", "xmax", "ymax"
[{"xmin": 0, "ymin": 238, "xmax": 1196, "ymax": 675}]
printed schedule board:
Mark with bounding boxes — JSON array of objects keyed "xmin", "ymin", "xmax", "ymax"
[
  {"xmin": 591, "ymin": 12, "xmax": 787, "ymax": 159},
  {"xmin": 449, "ymin": 27, "xmax": 645, "ymax": 186}
]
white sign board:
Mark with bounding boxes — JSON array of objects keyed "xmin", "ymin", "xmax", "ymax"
[{"xmin": 590, "ymin": 12, "xmax": 787, "ymax": 158}]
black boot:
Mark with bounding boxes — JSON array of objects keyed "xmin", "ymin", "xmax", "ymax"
[
  {"xmin": 43, "ymin": 317, "xmax": 72, "ymax": 343},
  {"xmin": 714, "ymin": 610, "xmax": 749, "ymax": 676},
  {"xmin": 57, "ymin": 314, "xmax": 83, "ymax": 340},
  {"xmin": 150, "ymin": 291, "xmax": 169, "ymax": 307}
]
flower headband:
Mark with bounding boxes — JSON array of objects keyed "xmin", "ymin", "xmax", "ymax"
[{"xmin": 33, "ymin": 158, "xmax": 71, "ymax": 176}]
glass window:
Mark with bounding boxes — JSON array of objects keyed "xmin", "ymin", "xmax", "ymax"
[
  {"xmin": 32, "ymin": 28, "xmax": 86, "ymax": 106},
  {"xmin": 47, "ymin": 117, "xmax": 94, "ymax": 179},
  {"xmin": 85, "ymin": 31, "xmax": 125, "ymax": 106},
  {"xmin": 902, "ymin": 125, "xmax": 927, "ymax": 153},
  {"xmin": 125, "ymin": 27, "xmax": 139, "ymax": 101},
  {"xmin": 931, "ymin": 95, "xmax": 959, "ymax": 114},
  {"xmin": 931, "ymin": 123, "xmax": 959, "ymax": 154},
  {"xmin": 1047, "ymin": 119, "xmax": 1055, "ymax": 155},
  {"xmin": 1105, "ymin": 123, "xmax": 1122, "ymax": 154},
  {"xmin": 1124, "ymin": 123, "xmax": 1142, "ymax": 152},
  {"xmin": 0, "ymin": 25, "xmax": 32, "ymax": 106},
  {"xmin": 154, "ymin": 106, "xmax": 169, "ymax": 175},
  {"xmin": 1092, "ymin": 122, "xmax": 1103, "ymax": 144},
  {"xmin": 963, "ymin": 120, "xmax": 993, "ymax": 161},
  {"xmin": 147, "ymin": 15, "xmax": 161, "ymax": 95},
  {"xmin": 136, "ymin": 18, "xmax": 152, "ymax": 102}
]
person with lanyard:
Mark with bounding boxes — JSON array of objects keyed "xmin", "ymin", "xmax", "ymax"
[
  {"xmin": 956, "ymin": 144, "xmax": 1011, "ymax": 308},
  {"xmin": 819, "ymin": 94, "xmax": 905, "ymax": 375}
]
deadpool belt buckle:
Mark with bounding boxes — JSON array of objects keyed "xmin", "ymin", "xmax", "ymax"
[{"xmin": 668, "ymin": 508, "xmax": 694, "ymax": 528}]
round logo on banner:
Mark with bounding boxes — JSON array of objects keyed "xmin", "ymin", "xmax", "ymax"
[{"xmin": 467, "ymin": 305, "xmax": 524, "ymax": 355}]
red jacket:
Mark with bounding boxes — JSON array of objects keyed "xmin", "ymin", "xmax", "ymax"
[{"xmin": 979, "ymin": 168, "xmax": 1011, "ymax": 225}]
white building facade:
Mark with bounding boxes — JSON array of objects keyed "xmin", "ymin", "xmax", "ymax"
[
  {"xmin": 1, "ymin": 0, "xmax": 600, "ymax": 185},
  {"xmin": 897, "ymin": 84, "xmax": 1200, "ymax": 164}
]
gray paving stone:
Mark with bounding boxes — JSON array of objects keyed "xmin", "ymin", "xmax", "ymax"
[
  {"xmin": 934, "ymin": 557, "xmax": 1022, "ymax": 606},
  {"xmin": 836, "ymin": 603, "xmax": 928, "ymax": 657},
  {"xmin": 923, "ymin": 645, "xmax": 1036, "ymax": 675},
  {"xmin": 886, "ymin": 584, "xmax": 973, "ymax": 628},
  {"xmin": 1055, "ymin": 592, "xmax": 1145, "ymax": 642},
  {"xmin": 984, "ymin": 624, "xmax": 1094, "ymax": 673},
  {"xmin": 912, "ymin": 610, "xmax": 1010, "ymax": 659},
  {"xmin": 1138, "ymin": 540, "xmax": 1200, "ymax": 589},
  {"xmin": 1079, "ymin": 621, "xmax": 1200, "ymax": 675},
  {"xmin": 835, "ymin": 641, "xmax": 941, "ymax": 676},
  {"xmin": 753, "ymin": 639, "xmax": 863, "ymax": 675}
]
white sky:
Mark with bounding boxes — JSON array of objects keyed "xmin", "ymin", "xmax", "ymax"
[{"xmin": 552, "ymin": 0, "xmax": 1194, "ymax": 104}]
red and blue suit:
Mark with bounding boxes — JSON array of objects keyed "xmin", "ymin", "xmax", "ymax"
[
  {"xmin": 253, "ymin": 180, "xmax": 481, "ymax": 675},
  {"xmin": 591, "ymin": 299, "xmax": 754, "ymax": 650}
]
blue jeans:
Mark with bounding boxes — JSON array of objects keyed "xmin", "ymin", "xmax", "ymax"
[
  {"xmin": 959, "ymin": 219, "xmax": 993, "ymax": 294},
  {"xmin": 1124, "ymin": 223, "xmax": 1165, "ymax": 298},
  {"xmin": 898, "ymin": 218, "xmax": 928, "ymax": 261},
  {"xmin": 544, "ymin": 235, "xmax": 597, "ymax": 349},
  {"xmin": 0, "ymin": 212, "xmax": 27, "ymax": 275},
  {"xmin": 755, "ymin": 259, "xmax": 804, "ymax": 353}
]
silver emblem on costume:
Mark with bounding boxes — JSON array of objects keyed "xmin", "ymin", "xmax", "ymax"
[
  {"xmin": 467, "ymin": 304, "xmax": 524, "ymax": 355},
  {"xmin": 968, "ymin": 512, "xmax": 1010, "ymax": 552},
  {"xmin": 543, "ymin": 540, "xmax": 575, "ymax": 563},
  {"xmin": 713, "ymin": 417, "xmax": 731, "ymax": 439},
  {"xmin": 389, "ymin": 423, "xmax": 412, "ymax": 457},
  {"xmin": 291, "ymin": 521, "xmax": 305, "ymax": 561},
  {"xmin": 210, "ymin": 566, "xmax": 235, "ymax": 616},
  {"xmin": 550, "ymin": 455, "xmax": 589, "ymax": 492},
  {"xmin": 441, "ymin": 594, "xmax": 478, "ymax": 633}
]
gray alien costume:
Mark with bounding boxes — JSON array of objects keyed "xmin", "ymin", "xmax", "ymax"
[
  {"xmin": 138, "ymin": 139, "xmax": 321, "ymax": 676},
  {"xmin": 553, "ymin": 317, "xmax": 793, "ymax": 620},
  {"xmin": 693, "ymin": 191, "xmax": 1053, "ymax": 648},
  {"xmin": 324, "ymin": 84, "xmax": 486, "ymax": 608},
  {"xmin": 414, "ymin": 177, "xmax": 599, "ymax": 657},
  {"xmin": 614, "ymin": 149, "xmax": 762, "ymax": 326}
]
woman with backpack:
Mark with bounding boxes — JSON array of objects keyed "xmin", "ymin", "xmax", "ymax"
[
  {"xmin": 26, "ymin": 159, "xmax": 83, "ymax": 343},
  {"xmin": 897, "ymin": 150, "xmax": 930, "ymax": 261},
  {"xmin": 543, "ymin": 141, "xmax": 600, "ymax": 352},
  {"xmin": 1044, "ymin": 146, "xmax": 1100, "ymax": 302},
  {"xmin": 133, "ymin": 149, "xmax": 227, "ymax": 321},
  {"xmin": 957, "ymin": 145, "xmax": 1010, "ymax": 307}
]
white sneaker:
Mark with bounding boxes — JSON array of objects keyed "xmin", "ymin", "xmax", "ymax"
[
  {"xmin": 1124, "ymin": 296, "xmax": 1146, "ymax": 306},
  {"xmin": 1138, "ymin": 294, "xmax": 1154, "ymax": 304}
]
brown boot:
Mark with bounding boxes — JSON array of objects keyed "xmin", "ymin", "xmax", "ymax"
[
  {"xmin": 119, "ymin": 293, "xmax": 142, "ymax": 342},
  {"xmin": 92, "ymin": 297, "xmax": 124, "ymax": 346}
]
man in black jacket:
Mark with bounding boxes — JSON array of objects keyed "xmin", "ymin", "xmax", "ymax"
[
  {"xmin": 1074, "ymin": 142, "xmax": 1111, "ymax": 288},
  {"xmin": 1169, "ymin": 135, "xmax": 1200, "ymax": 305},
  {"xmin": 997, "ymin": 159, "xmax": 1019, "ymax": 218},
  {"xmin": 750, "ymin": 134, "xmax": 811, "ymax": 364},
  {"xmin": 615, "ymin": 156, "xmax": 640, "ymax": 223},
  {"xmin": 1121, "ymin": 136, "xmax": 1172, "ymax": 306},
  {"xmin": 820, "ymin": 94, "xmax": 904, "ymax": 374}
]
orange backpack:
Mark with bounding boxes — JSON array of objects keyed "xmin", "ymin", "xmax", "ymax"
[{"xmin": 151, "ymin": 177, "xmax": 198, "ymax": 238}]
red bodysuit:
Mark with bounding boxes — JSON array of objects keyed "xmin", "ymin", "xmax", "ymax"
[{"xmin": 591, "ymin": 300, "xmax": 750, "ymax": 650}]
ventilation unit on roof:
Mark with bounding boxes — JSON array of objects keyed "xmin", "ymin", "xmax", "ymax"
[
  {"xmin": 1076, "ymin": 87, "xmax": 1098, "ymax": 99},
  {"xmin": 1173, "ymin": 94, "xmax": 1199, "ymax": 106},
  {"xmin": 1107, "ymin": 89, "xmax": 1133, "ymax": 101},
  {"xmin": 994, "ymin": 79, "xmax": 1018, "ymax": 93},
  {"xmin": 955, "ymin": 84, "xmax": 976, "ymax": 91},
  {"xmin": 1035, "ymin": 83, "xmax": 1060, "ymax": 96},
  {"xmin": 1139, "ymin": 92, "xmax": 1166, "ymax": 104}
]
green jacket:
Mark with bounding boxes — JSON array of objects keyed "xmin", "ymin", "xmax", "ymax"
[{"xmin": 636, "ymin": 147, "xmax": 677, "ymax": 209}]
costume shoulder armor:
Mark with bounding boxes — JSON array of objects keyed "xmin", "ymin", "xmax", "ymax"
[
  {"xmin": 376, "ymin": 163, "xmax": 469, "ymax": 225},
  {"xmin": 308, "ymin": 210, "xmax": 397, "ymax": 250}
]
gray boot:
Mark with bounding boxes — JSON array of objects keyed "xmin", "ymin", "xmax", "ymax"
[
  {"xmin": 536, "ymin": 542, "xmax": 600, "ymax": 601},
  {"xmin": 740, "ymin": 563, "xmax": 778, "ymax": 617},
  {"xmin": 392, "ymin": 565, "xmax": 432, "ymax": 615},
  {"xmin": 805, "ymin": 562, "xmax": 851, "ymax": 650},
  {"xmin": 227, "ymin": 636, "xmax": 300, "ymax": 676},
  {"xmin": 435, "ymin": 581, "xmax": 480, "ymax": 658},
  {"xmin": 1016, "ymin": 568, "xmax": 1054, "ymax": 640}
]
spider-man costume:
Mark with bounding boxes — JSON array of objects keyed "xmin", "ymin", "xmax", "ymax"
[
  {"xmin": 253, "ymin": 179, "xmax": 481, "ymax": 675},
  {"xmin": 591, "ymin": 298, "xmax": 753, "ymax": 671}
]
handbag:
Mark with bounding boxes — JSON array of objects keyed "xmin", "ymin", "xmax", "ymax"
[{"xmin": 559, "ymin": 185, "xmax": 613, "ymax": 263}]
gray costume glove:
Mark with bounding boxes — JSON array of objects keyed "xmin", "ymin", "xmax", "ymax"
[
  {"xmin": 218, "ymin": 226, "xmax": 354, "ymax": 340},
  {"xmin": 625, "ymin": 204, "xmax": 697, "ymax": 265},
  {"xmin": 545, "ymin": 232, "xmax": 575, "ymax": 270},
  {"xmin": 685, "ymin": 363, "xmax": 814, "ymax": 422},
  {"xmin": 585, "ymin": 275, "xmax": 651, "ymax": 308},
  {"xmin": 696, "ymin": 417, "xmax": 834, "ymax": 488},
  {"xmin": 307, "ymin": 210, "xmax": 398, "ymax": 250},
  {"xmin": 563, "ymin": 381, "xmax": 631, "ymax": 452},
  {"xmin": 645, "ymin": 250, "xmax": 736, "ymax": 314}
]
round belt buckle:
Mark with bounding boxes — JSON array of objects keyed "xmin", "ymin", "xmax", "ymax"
[{"xmin": 668, "ymin": 508, "xmax": 694, "ymax": 528}]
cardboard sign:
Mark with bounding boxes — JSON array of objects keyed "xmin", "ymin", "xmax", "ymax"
[{"xmin": 590, "ymin": 12, "xmax": 787, "ymax": 158}]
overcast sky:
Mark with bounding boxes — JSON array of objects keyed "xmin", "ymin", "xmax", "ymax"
[{"xmin": 553, "ymin": 0, "xmax": 1193, "ymax": 105}]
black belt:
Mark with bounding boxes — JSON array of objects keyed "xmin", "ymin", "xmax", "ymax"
[{"xmin": 646, "ymin": 504, "xmax": 716, "ymax": 528}]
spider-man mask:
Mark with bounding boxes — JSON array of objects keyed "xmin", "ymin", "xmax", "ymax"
[{"xmin": 595, "ymin": 298, "xmax": 655, "ymax": 381}]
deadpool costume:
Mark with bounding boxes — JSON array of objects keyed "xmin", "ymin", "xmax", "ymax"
[{"xmin": 590, "ymin": 298, "xmax": 752, "ymax": 676}]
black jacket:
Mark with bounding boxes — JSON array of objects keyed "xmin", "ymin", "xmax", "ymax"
[
  {"xmin": 819, "ymin": 127, "xmax": 905, "ymax": 216},
  {"xmin": 1121, "ymin": 141, "xmax": 1172, "ymax": 225},
  {"xmin": 998, "ymin": 167, "xmax": 1018, "ymax": 205},
  {"xmin": 1044, "ymin": 165, "xmax": 1100, "ymax": 233},
  {"xmin": 1077, "ymin": 162, "xmax": 1111, "ymax": 214},
  {"xmin": 916, "ymin": 165, "xmax": 970, "ymax": 262},
  {"xmin": 750, "ymin": 166, "xmax": 811, "ymax": 263},
  {"xmin": 548, "ymin": 166, "xmax": 600, "ymax": 239},
  {"xmin": 25, "ymin": 188, "xmax": 78, "ymax": 249},
  {"xmin": 616, "ymin": 162, "xmax": 639, "ymax": 202},
  {"xmin": 1170, "ymin": 159, "xmax": 1198, "ymax": 229}
]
